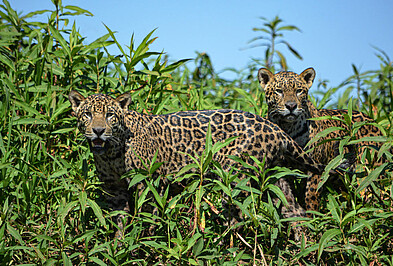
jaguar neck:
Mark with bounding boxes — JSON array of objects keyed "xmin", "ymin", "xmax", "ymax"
[
  {"xmin": 268, "ymin": 102, "xmax": 313, "ymax": 148},
  {"xmin": 306, "ymin": 100, "xmax": 319, "ymax": 118},
  {"xmin": 125, "ymin": 110, "xmax": 157, "ymax": 138}
]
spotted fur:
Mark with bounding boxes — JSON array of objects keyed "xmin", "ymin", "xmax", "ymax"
[
  {"xmin": 258, "ymin": 67, "xmax": 385, "ymax": 211},
  {"xmin": 68, "ymin": 90, "xmax": 326, "ymax": 236}
]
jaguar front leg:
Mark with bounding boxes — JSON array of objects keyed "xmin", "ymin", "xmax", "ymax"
[
  {"xmin": 101, "ymin": 178, "xmax": 132, "ymax": 240},
  {"xmin": 304, "ymin": 173, "xmax": 320, "ymax": 213}
]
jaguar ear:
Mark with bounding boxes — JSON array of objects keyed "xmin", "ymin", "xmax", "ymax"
[
  {"xmin": 68, "ymin": 90, "xmax": 86, "ymax": 113},
  {"xmin": 257, "ymin": 68, "xmax": 274, "ymax": 90},
  {"xmin": 116, "ymin": 92, "xmax": 132, "ymax": 110},
  {"xmin": 300, "ymin": 68, "xmax": 316, "ymax": 89}
]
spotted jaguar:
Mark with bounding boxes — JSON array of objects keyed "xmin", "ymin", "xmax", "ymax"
[
  {"xmin": 68, "ymin": 90, "xmax": 327, "ymax": 237},
  {"xmin": 258, "ymin": 67, "xmax": 386, "ymax": 211}
]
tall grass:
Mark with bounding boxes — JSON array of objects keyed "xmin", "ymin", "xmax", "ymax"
[{"xmin": 1, "ymin": 1, "xmax": 392, "ymax": 264}]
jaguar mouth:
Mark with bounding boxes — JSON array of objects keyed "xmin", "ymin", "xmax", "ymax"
[
  {"xmin": 284, "ymin": 114, "xmax": 297, "ymax": 120},
  {"xmin": 280, "ymin": 112, "xmax": 297, "ymax": 122},
  {"xmin": 90, "ymin": 138, "xmax": 106, "ymax": 154},
  {"xmin": 92, "ymin": 138, "xmax": 105, "ymax": 147}
]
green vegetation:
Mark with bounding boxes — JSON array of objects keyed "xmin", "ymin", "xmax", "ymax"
[
  {"xmin": 1, "ymin": 1, "xmax": 392, "ymax": 264},
  {"xmin": 246, "ymin": 16, "xmax": 303, "ymax": 70}
]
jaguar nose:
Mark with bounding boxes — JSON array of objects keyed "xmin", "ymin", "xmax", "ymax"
[
  {"xmin": 92, "ymin": 127, "xmax": 105, "ymax": 137},
  {"xmin": 285, "ymin": 102, "xmax": 297, "ymax": 112}
]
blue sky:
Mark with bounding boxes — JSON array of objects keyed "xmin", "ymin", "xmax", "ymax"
[{"xmin": 11, "ymin": 0, "xmax": 393, "ymax": 97}]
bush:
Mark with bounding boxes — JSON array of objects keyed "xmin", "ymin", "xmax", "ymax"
[{"xmin": 1, "ymin": 1, "xmax": 392, "ymax": 264}]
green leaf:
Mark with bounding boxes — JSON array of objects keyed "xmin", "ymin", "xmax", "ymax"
[
  {"xmin": 128, "ymin": 173, "xmax": 148, "ymax": 188},
  {"xmin": 49, "ymin": 25, "xmax": 71, "ymax": 58},
  {"xmin": 213, "ymin": 180, "xmax": 232, "ymax": 198},
  {"xmin": 145, "ymin": 181, "xmax": 164, "ymax": 209},
  {"xmin": 62, "ymin": 252, "xmax": 73, "ymax": 266},
  {"xmin": 318, "ymin": 153, "xmax": 344, "ymax": 191},
  {"xmin": 174, "ymin": 162, "xmax": 198, "ymax": 179},
  {"xmin": 103, "ymin": 23, "xmax": 127, "ymax": 60},
  {"xmin": 36, "ymin": 234, "xmax": 56, "ymax": 242},
  {"xmin": 317, "ymin": 228, "xmax": 341, "ymax": 262},
  {"xmin": 161, "ymin": 58, "xmax": 191, "ymax": 73},
  {"xmin": 356, "ymin": 163, "xmax": 388, "ymax": 194},
  {"xmin": 131, "ymin": 52, "xmax": 162, "ymax": 69},
  {"xmin": 22, "ymin": 9, "xmax": 51, "ymax": 19},
  {"xmin": 327, "ymin": 194, "xmax": 341, "ymax": 224},
  {"xmin": 72, "ymin": 229, "xmax": 98, "ymax": 244},
  {"xmin": 50, "ymin": 168, "xmax": 68, "ymax": 178},
  {"xmin": 64, "ymin": 5, "xmax": 93, "ymax": 16},
  {"xmin": 137, "ymin": 185, "xmax": 150, "ymax": 210},
  {"xmin": 89, "ymin": 257, "xmax": 108, "ymax": 266},
  {"xmin": 347, "ymin": 220, "xmax": 366, "ymax": 234},
  {"xmin": 0, "ymin": 162, "xmax": 12, "ymax": 170},
  {"xmin": 232, "ymin": 87, "xmax": 259, "ymax": 111},
  {"xmin": 167, "ymin": 194, "xmax": 180, "ymax": 210},
  {"xmin": 202, "ymin": 150, "xmax": 213, "ymax": 173},
  {"xmin": 266, "ymin": 183, "xmax": 288, "ymax": 206},
  {"xmin": 212, "ymin": 136, "xmax": 238, "ymax": 154},
  {"xmin": 60, "ymin": 201, "xmax": 78, "ymax": 225},
  {"xmin": 186, "ymin": 232, "xmax": 202, "ymax": 254},
  {"xmin": 283, "ymin": 40, "xmax": 302, "ymax": 59},
  {"xmin": 192, "ymin": 235, "xmax": 204, "ymax": 256},
  {"xmin": 13, "ymin": 118, "xmax": 49, "ymax": 125},
  {"xmin": 51, "ymin": 128, "xmax": 75, "ymax": 134},
  {"xmin": 276, "ymin": 50, "xmax": 288, "ymax": 70},
  {"xmin": 133, "ymin": 29, "xmax": 157, "ymax": 58},
  {"xmin": 0, "ymin": 54, "xmax": 15, "ymax": 71},
  {"xmin": 87, "ymin": 199, "xmax": 107, "ymax": 228},
  {"xmin": 79, "ymin": 191, "xmax": 87, "ymax": 214},
  {"xmin": 277, "ymin": 25, "xmax": 301, "ymax": 32},
  {"xmin": 348, "ymin": 135, "xmax": 387, "ymax": 145},
  {"xmin": 188, "ymin": 258, "xmax": 199, "ymax": 266},
  {"xmin": 305, "ymin": 126, "xmax": 345, "ymax": 149},
  {"xmin": 149, "ymin": 150, "xmax": 164, "ymax": 174},
  {"xmin": 6, "ymin": 224, "xmax": 24, "ymax": 245},
  {"xmin": 294, "ymin": 243, "xmax": 319, "ymax": 259}
]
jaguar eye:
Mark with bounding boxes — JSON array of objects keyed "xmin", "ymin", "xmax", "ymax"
[
  {"xmin": 83, "ymin": 112, "xmax": 92, "ymax": 119},
  {"xmin": 296, "ymin": 89, "xmax": 303, "ymax": 95},
  {"xmin": 106, "ymin": 112, "xmax": 115, "ymax": 119},
  {"xmin": 275, "ymin": 89, "xmax": 283, "ymax": 95}
]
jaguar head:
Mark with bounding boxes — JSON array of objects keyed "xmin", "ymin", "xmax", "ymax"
[
  {"xmin": 258, "ymin": 68, "xmax": 315, "ymax": 124},
  {"xmin": 68, "ymin": 91, "xmax": 132, "ymax": 155}
]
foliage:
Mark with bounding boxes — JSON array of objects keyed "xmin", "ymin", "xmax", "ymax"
[
  {"xmin": 246, "ymin": 16, "xmax": 303, "ymax": 71},
  {"xmin": 0, "ymin": 1, "xmax": 392, "ymax": 264}
]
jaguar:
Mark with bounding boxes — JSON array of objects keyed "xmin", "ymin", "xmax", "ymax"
[
  {"xmin": 257, "ymin": 67, "xmax": 386, "ymax": 211},
  {"xmin": 68, "ymin": 90, "xmax": 327, "ymax": 237}
]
